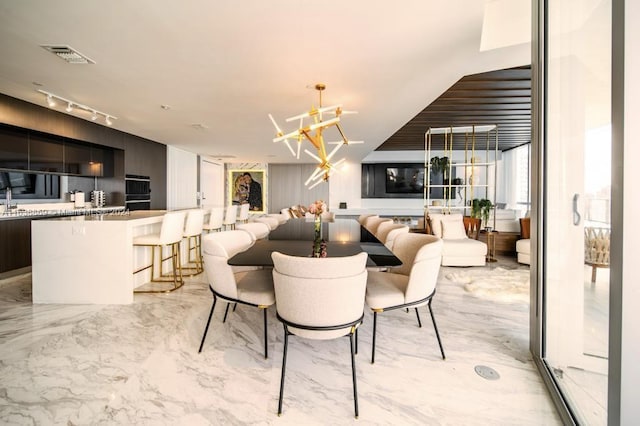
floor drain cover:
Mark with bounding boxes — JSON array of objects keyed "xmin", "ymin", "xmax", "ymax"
[{"xmin": 474, "ymin": 365, "xmax": 500, "ymax": 380}]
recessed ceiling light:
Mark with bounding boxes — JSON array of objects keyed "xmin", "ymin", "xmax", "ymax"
[
  {"xmin": 160, "ymin": 104, "xmax": 171, "ymax": 110},
  {"xmin": 191, "ymin": 123, "xmax": 209, "ymax": 130}
]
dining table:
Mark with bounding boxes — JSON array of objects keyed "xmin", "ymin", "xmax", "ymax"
[{"xmin": 228, "ymin": 217, "xmax": 402, "ymax": 268}]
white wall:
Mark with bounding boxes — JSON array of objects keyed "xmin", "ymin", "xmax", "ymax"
[{"xmin": 166, "ymin": 146, "xmax": 198, "ymax": 210}]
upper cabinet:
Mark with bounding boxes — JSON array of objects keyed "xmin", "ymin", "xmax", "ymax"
[
  {"xmin": 0, "ymin": 123, "xmax": 116, "ymax": 177},
  {"xmin": 0, "ymin": 124, "xmax": 28, "ymax": 170}
]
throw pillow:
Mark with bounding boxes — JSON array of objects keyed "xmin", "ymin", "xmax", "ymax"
[{"xmin": 441, "ymin": 217, "xmax": 468, "ymax": 240}]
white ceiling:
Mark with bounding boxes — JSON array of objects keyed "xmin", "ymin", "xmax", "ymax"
[{"xmin": 0, "ymin": 1, "xmax": 530, "ymax": 164}]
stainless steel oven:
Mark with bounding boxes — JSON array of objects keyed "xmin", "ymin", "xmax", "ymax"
[{"xmin": 125, "ymin": 174, "xmax": 151, "ymax": 211}]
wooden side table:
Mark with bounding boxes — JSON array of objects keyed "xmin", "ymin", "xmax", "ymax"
[{"xmin": 482, "ymin": 230, "xmax": 498, "ymax": 262}]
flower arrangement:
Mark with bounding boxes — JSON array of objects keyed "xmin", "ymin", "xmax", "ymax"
[
  {"xmin": 309, "ymin": 200, "xmax": 327, "ymax": 257},
  {"xmin": 308, "ymin": 199, "xmax": 326, "ymax": 216}
]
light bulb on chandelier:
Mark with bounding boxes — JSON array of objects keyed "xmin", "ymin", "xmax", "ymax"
[{"xmin": 268, "ymin": 83, "xmax": 363, "ymax": 187}]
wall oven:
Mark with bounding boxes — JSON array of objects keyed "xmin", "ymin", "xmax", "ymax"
[{"xmin": 125, "ymin": 174, "xmax": 151, "ymax": 211}]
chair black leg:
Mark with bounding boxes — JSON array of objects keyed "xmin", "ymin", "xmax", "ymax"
[
  {"xmin": 263, "ymin": 307, "xmax": 268, "ymax": 359},
  {"xmin": 278, "ymin": 325, "xmax": 289, "ymax": 416},
  {"xmin": 371, "ymin": 311, "xmax": 378, "ymax": 364},
  {"xmin": 233, "ymin": 302, "xmax": 238, "ymax": 312},
  {"xmin": 350, "ymin": 332, "xmax": 359, "ymax": 419},
  {"xmin": 428, "ymin": 299, "xmax": 445, "ymax": 360},
  {"xmin": 223, "ymin": 303, "xmax": 231, "ymax": 323},
  {"xmin": 355, "ymin": 327, "xmax": 358, "ymax": 354},
  {"xmin": 198, "ymin": 296, "xmax": 217, "ymax": 353},
  {"xmin": 415, "ymin": 307, "xmax": 422, "ymax": 328}
]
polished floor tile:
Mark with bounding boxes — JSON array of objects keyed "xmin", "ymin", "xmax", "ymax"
[{"xmin": 0, "ymin": 259, "xmax": 561, "ymax": 425}]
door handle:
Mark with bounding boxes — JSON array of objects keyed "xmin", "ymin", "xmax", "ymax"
[{"xmin": 572, "ymin": 193, "xmax": 581, "ymax": 226}]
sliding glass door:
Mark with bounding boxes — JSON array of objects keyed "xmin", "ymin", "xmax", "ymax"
[{"xmin": 538, "ymin": 0, "xmax": 611, "ymax": 423}]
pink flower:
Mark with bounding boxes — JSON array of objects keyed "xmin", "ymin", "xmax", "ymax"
[{"xmin": 308, "ymin": 200, "xmax": 326, "ymax": 215}]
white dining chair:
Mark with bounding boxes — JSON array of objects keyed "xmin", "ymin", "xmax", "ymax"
[
  {"xmin": 366, "ymin": 233, "xmax": 445, "ymax": 363},
  {"xmin": 199, "ymin": 230, "xmax": 275, "ymax": 358},
  {"xmin": 271, "ymin": 251, "xmax": 368, "ymax": 418}
]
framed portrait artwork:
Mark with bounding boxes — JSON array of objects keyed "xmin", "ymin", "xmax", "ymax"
[{"xmin": 228, "ymin": 169, "xmax": 266, "ymax": 213}]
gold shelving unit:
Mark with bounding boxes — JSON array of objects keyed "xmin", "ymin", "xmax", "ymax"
[{"xmin": 424, "ymin": 125, "xmax": 499, "ymax": 228}]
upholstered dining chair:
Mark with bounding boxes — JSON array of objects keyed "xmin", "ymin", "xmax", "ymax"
[
  {"xmin": 236, "ymin": 221, "xmax": 270, "ymax": 240},
  {"xmin": 271, "ymin": 251, "xmax": 369, "ymax": 418},
  {"xmin": 199, "ymin": 230, "xmax": 275, "ymax": 358},
  {"xmin": 253, "ymin": 215, "xmax": 279, "ymax": 230},
  {"xmin": 357, "ymin": 213, "xmax": 377, "ymax": 225},
  {"xmin": 203, "ymin": 207, "xmax": 224, "ymax": 233},
  {"xmin": 375, "ymin": 222, "xmax": 410, "ymax": 251},
  {"xmin": 364, "ymin": 216, "xmax": 393, "ymax": 236},
  {"xmin": 366, "ymin": 233, "xmax": 445, "ymax": 363},
  {"xmin": 223, "ymin": 205, "xmax": 238, "ymax": 230}
]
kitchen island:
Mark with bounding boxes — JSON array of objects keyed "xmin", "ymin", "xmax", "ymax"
[{"xmin": 31, "ymin": 210, "xmax": 172, "ymax": 304}]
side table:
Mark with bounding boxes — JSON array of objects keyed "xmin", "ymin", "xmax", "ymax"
[{"xmin": 482, "ymin": 229, "xmax": 498, "ymax": 263}]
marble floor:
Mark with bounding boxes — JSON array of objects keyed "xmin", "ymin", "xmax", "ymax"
[{"xmin": 0, "ymin": 258, "xmax": 561, "ymax": 425}]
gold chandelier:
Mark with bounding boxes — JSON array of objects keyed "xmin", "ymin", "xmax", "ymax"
[{"xmin": 268, "ymin": 83, "xmax": 362, "ymax": 189}]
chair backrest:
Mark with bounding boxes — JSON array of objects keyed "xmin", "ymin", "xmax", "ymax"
[
  {"xmin": 238, "ymin": 203, "xmax": 250, "ymax": 221},
  {"xmin": 357, "ymin": 213, "xmax": 376, "ymax": 225},
  {"xmin": 183, "ymin": 209, "xmax": 205, "ymax": 237},
  {"xmin": 271, "ymin": 251, "xmax": 368, "ymax": 340},
  {"xmin": 202, "ymin": 230, "xmax": 255, "ymax": 298},
  {"xmin": 223, "ymin": 205, "xmax": 238, "ymax": 225},
  {"xmin": 159, "ymin": 211, "xmax": 187, "ymax": 244},
  {"xmin": 253, "ymin": 216, "xmax": 279, "ymax": 230},
  {"xmin": 205, "ymin": 207, "xmax": 225, "ymax": 230},
  {"xmin": 320, "ymin": 211, "xmax": 335, "ymax": 220},
  {"xmin": 584, "ymin": 227, "xmax": 610, "ymax": 266},
  {"xmin": 365, "ymin": 217, "xmax": 393, "ymax": 235},
  {"xmin": 389, "ymin": 233, "xmax": 443, "ymax": 304},
  {"xmin": 379, "ymin": 224, "xmax": 410, "ymax": 250},
  {"xmin": 236, "ymin": 222, "xmax": 270, "ymax": 240}
]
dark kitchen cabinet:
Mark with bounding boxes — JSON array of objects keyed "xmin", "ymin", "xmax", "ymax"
[
  {"xmin": 29, "ymin": 133, "xmax": 64, "ymax": 173},
  {"xmin": 64, "ymin": 141, "xmax": 92, "ymax": 175},
  {"xmin": 0, "ymin": 124, "xmax": 28, "ymax": 170}
]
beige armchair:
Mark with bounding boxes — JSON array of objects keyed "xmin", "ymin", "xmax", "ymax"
[
  {"xmin": 199, "ymin": 230, "xmax": 275, "ymax": 358},
  {"xmin": 366, "ymin": 233, "xmax": 445, "ymax": 363}
]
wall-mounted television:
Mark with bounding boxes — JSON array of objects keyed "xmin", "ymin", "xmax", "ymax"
[{"xmin": 385, "ymin": 167, "xmax": 424, "ymax": 193}]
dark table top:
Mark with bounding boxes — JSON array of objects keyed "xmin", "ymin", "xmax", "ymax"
[{"xmin": 228, "ymin": 218, "xmax": 402, "ymax": 268}]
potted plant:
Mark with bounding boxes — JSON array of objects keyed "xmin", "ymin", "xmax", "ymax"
[
  {"xmin": 429, "ymin": 156, "xmax": 450, "ymax": 181},
  {"xmin": 471, "ymin": 198, "xmax": 494, "ymax": 230}
]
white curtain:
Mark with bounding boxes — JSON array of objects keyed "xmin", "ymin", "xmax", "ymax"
[{"xmin": 499, "ymin": 148, "xmax": 519, "ymax": 209}]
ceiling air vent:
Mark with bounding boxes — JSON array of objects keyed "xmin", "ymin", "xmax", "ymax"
[{"xmin": 40, "ymin": 45, "xmax": 95, "ymax": 64}]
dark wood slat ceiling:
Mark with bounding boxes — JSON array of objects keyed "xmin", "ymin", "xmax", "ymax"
[{"xmin": 376, "ymin": 65, "xmax": 531, "ymax": 151}]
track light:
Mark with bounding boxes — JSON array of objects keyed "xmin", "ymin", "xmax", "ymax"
[{"xmin": 37, "ymin": 90, "xmax": 117, "ymax": 126}]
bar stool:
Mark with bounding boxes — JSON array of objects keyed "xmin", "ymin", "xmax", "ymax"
[
  {"xmin": 133, "ymin": 210, "xmax": 187, "ymax": 293},
  {"xmin": 182, "ymin": 209, "xmax": 205, "ymax": 276},
  {"xmin": 203, "ymin": 207, "xmax": 224, "ymax": 233},
  {"xmin": 237, "ymin": 203, "xmax": 250, "ymax": 223},
  {"xmin": 223, "ymin": 205, "xmax": 238, "ymax": 230}
]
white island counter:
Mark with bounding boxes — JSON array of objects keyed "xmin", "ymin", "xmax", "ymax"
[{"xmin": 32, "ymin": 210, "xmax": 172, "ymax": 304}]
